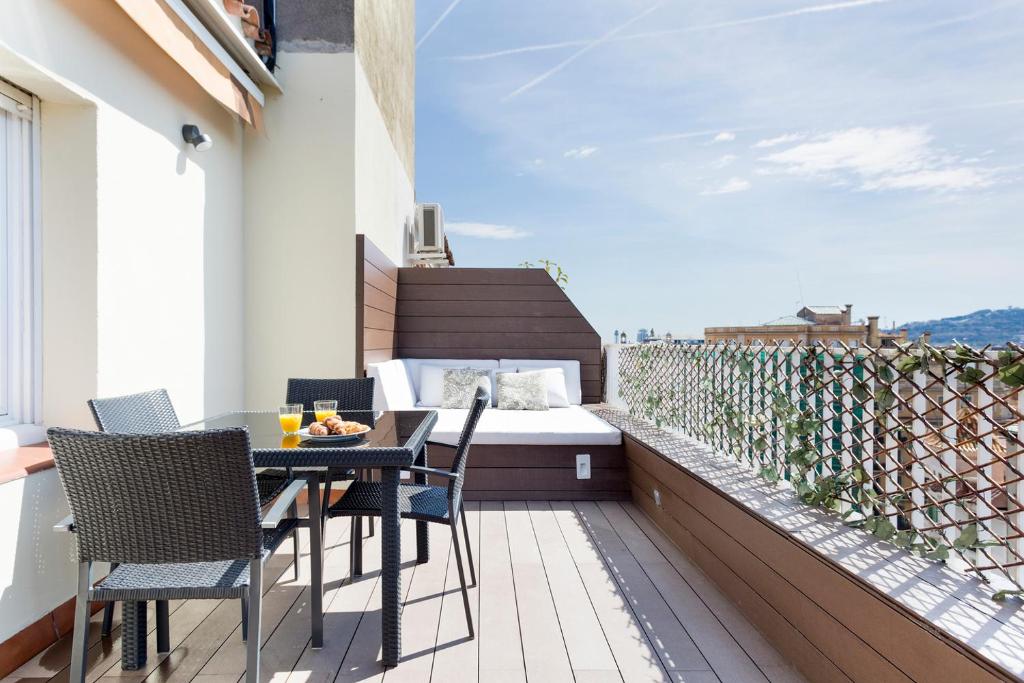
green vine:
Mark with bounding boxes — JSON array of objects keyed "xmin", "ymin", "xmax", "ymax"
[{"xmin": 519, "ymin": 259, "xmax": 569, "ymax": 288}]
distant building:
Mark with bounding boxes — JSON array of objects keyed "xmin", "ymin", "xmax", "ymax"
[
  {"xmin": 637, "ymin": 328, "xmax": 650, "ymax": 343},
  {"xmin": 705, "ymin": 305, "xmax": 909, "ymax": 347}
]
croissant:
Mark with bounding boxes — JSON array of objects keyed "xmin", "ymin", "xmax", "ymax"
[{"xmin": 309, "ymin": 422, "xmax": 330, "ymax": 436}]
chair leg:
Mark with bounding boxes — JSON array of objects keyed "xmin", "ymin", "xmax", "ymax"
[
  {"xmin": 366, "ymin": 470, "xmax": 375, "ymax": 538},
  {"xmin": 460, "ymin": 502, "xmax": 476, "ymax": 588},
  {"xmin": 348, "ymin": 517, "xmax": 357, "ymax": 583},
  {"xmin": 240, "ymin": 597, "xmax": 248, "ymax": 642},
  {"xmin": 449, "ymin": 518, "xmax": 475, "ymax": 638},
  {"xmin": 70, "ymin": 562, "xmax": 92, "ymax": 683},
  {"xmin": 156, "ymin": 600, "xmax": 170, "ymax": 654},
  {"xmin": 101, "ymin": 562, "xmax": 118, "ymax": 636},
  {"xmin": 245, "ymin": 560, "xmax": 263, "ymax": 683}
]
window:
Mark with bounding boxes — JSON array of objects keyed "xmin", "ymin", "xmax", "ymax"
[{"xmin": 0, "ymin": 80, "xmax": 39, "ymax": 427}]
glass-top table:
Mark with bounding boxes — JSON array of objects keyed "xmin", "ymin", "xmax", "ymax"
[{"xmin": 120, "ymin": 409, "xmax": 437, "ymax": 670}]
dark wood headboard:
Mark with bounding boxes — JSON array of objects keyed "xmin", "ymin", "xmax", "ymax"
[
  {"xmin": 355, "ymin": 235, "xmax": 398, "ymax": 373},
  {"xmin": 394, "ymin": 267, "xmax": 602, "ymax": 403}
]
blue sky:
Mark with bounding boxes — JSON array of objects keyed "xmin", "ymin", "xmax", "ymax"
[{"xmin": 413, "ymin": 0, "xmax": 1024, "ymax": 341}]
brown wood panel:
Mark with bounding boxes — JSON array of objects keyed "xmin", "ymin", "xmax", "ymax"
[
  {"xmin": 399, "ymin": 267, "xmax": 556, "ymax": 286},
  {"xmin": 466, "ymin": 490, "xmax": 629, "ymax": 501},
  {"xmin": 364, "ymin": 283, "xmax": 397, "ymax": 315},
  {"xmin": 398, "ymin": 284, "xmax": 570, "ymax": 302},
  {"xmin": 363, "ymin": 305, "xmax": 396, "ymax": 332},
  {"xmin": 399, "ymin": 316, "xmax": 596, "ymax": 333},
  {"xmin": 429, "ymin": 443, "xmax": 624, "ymax": 469},
  {"xmin": 398, "ymin": 300, "xmax": 583, "ymax": 318},
  {"xmin": 398, "ymin": 332, "xmax": 600, "ymax": 350},
  {"xmin": 356, "ymin": 235, "xmax": 398, "ymax": 373},
  {"xmin": 624, "ymin": 436, "xmax": 1008, "ymax": 683},
  {"xmin": 400, "ymin": 348, "xmax": 602, "ymax": 365}
]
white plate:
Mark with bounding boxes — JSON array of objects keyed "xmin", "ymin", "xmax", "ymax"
[{"xmin": 297, "ymin": 425, "xmax": 371, "ymax": 442}]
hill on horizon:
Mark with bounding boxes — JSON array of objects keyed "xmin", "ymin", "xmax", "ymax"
[{"xmin": 894, "ymin": 307, "xmax": 1023, "ymax": 347}]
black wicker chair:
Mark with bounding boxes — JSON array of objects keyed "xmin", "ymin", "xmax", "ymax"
[
  {"xmin": 284, "ymin": 377, "xmax": 375, "ymax": 534},
  {"xmin": 327, "ymin": 386, "xmax": 487, "ymax": 637},
  {"xmin": 49, "ymin": 427, "xmax": 304, "ymax": 683},
  {"xmin": 87, "ymin": 389, "xmax": 298, "ymax": 643}
]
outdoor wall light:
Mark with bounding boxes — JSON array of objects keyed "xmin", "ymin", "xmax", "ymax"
[{"xmin": 181, "ymin": 124, "xmax": 213, "ymax": 152}]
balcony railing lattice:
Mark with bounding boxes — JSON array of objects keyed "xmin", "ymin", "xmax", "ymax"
[{"xmin": 617, "ymin": 341, "xmax": 1024, "ymax": 592}]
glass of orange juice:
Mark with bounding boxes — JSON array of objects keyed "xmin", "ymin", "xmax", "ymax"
[
  {"xmin": 314, "ymin": 400, "xmax": 337, "ymax": 423},
  {"xmin": 278, "ymin": 404, "xmax": 303, "ymax": 434}
]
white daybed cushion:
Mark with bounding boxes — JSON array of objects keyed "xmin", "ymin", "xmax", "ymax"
[
  {"xmin": 427, "ymin": 405, "xmax": 621, "ymax": 446},
  {"xmin": 407, "ymin": 359, "xmax": 499, "ymax": 404},
  {"xmin": 500, "ymin": 359, "xmax": 581, "ymax": 405},
  {"xmin": 517, "ymin": 368, "xmax": 570, "ymax": 408},
  {"xmin": 366, "ymin": 359, "xmax": 416, "ymax": 410}
]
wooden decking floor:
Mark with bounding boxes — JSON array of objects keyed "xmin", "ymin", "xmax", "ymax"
[{"xmin": 4, "ymin": 501, "xmax": 804, "ymax": 683}]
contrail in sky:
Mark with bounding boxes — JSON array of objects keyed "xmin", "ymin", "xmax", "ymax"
[
  {"xmin": 503, "ymin": 2, "xmax": 665, "ymax": 101},
  {"xmin": 455, "ymin": 0, "xmax": 899, "ymax": 63},
  {"xmin": 417, "ymin": 0, "xmax": 464, "ymax": 50}
]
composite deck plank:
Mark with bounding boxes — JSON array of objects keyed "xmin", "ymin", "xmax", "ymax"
[
  {"xmin": 525, "ymin": 501, "xmax": 621, "ymax": 681},
  {"xmin": 549, "ymin": 502, "xmax": 674, "ymax": 683},
  {"xmin": 570, "ymin": 502, "xmax": 712, "ymax": 676},
  {"xmin": 281, "ymin": 517, "xmax": 383, "ymax": 683},
  {"xmin": 427, "ymin": 502, "xmax": 480, "ymax": 683},
  {"xmin": 380, "ymin": 513, "xmax": 453, "ymax": 683},
  {"xmin": 475, "ymin": 502, "xmax": 526, "ymax": 682},
  {"xmin": 334, "ymin": 520, "xmax": 421, "ymax": 683},
  {"xmin": 595, "ymin": 502, "xmax": 772, "ymax": 683},
  {"xmin": 619, "ymin": 503, "xmax": 806, "ymax": 683},
  {"xmin": 502, "ymin": 502, "xmax": 574, "ymax": 683}
]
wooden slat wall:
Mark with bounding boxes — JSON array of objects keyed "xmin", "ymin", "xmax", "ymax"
[
  {"xmin": 395, "ymin": 268, "xmax": 604, "ymax": 403},
  {"xmin": 356, "ymin": 235, "xmax": 398, "ymax": 372},
  {"xmin": 425, "ymin": 444, "xmax": 629, "ymax": 501},
  {"xmin": 624, "ymin": 435, "xmax": 1011, "ymax": 683}
]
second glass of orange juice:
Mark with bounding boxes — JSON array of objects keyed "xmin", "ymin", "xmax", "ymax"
[
  {"xmin": 278, "ymin": 404, "xmax": 303, "ymax": 434},
  {"xmin": 314, "ymin": 400, "xmax": 337, "ymax": 423}
]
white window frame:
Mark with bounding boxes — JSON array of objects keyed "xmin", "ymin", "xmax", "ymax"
[{"xmin": 0, "ymin": 79, "xmax": 42, "ymax": 436}]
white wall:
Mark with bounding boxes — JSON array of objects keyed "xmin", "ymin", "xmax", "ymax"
[
  {"xmin": 0, "ymin": 0, "xmax": 247, "ymax": 641},
  {"xmin": 243, "ymin": 51, "xmax": 358, "ymax": 408}
]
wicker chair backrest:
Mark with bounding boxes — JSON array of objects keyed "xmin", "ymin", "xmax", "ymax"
[
  {"xmin": 449, "ymin": 387, "xmax": 488, "ymax": 504},
  {"xmin": 88, "ymin": 389, "xmax": 180, "ymax": 434},
  {"xmin": 48, "ymin": 427, "xmax": 263, "ymax": 564},
  {"xmin": 286, "ymin": 377, "xmax": 375, "ymax": 412}
]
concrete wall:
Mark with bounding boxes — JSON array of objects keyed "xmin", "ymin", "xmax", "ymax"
[
  {"xmin": 0, "ymin": 0, "xmax": 246, "ymax": 641},
  {"xmin": 354, "ymin": 0, "xmax": 415, "ymax": 183}
]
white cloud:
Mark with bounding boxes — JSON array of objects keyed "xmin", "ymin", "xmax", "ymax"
[
  {"xmin": 753, "ymin": 132, "xmax": 807, "ymax": 148},
  {"xmin": 564, "ymin": 145, "xmax": 599, "ymax": 159},
  {"xmin": 446, "ymin": 222, "xmax": 532, "ymax": 240},
  {"xmin": 759, "ymin": 127, "xmax": 997, "ymax": 192},
  {"xmin": 701, "ymin": 177, "xmax": 752, "ymax": 195},
  {"xmin": 712, "ymin": 154, "xmax": 737, "ymax": 168},
  {"xmin": 713, "ymin": 131, "xmax": 736, "ymax": 143}
]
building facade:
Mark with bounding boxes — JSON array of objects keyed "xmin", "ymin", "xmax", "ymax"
[
  {"xmin": 705, "ymin": 306, "xmax": 909, "ymax": 347},
  {"xmin": 0, "ymin": 0, "xmax": 414, "ymax": 649}
]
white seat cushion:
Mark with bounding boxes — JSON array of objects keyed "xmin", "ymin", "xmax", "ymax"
[
  {"xmin": 425, "ymin": 405, "xmax": 621, "ymax": 446},
  {"xmin": 367, "ymin": 360, "xmax": 416, "ymax": 410},
  {"xmin": 500, "ymin": 359, "xmax": 581, "ymax": 405}
]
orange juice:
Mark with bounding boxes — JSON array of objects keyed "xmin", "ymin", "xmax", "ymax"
[
  {"xmin": 315, "ymin": 410, "xmax": 336, "ymax": 423},
  {"xmin": 280, "ymin": 434, "xmax": 301, "ymax": 448},
  {"xmin": 278, "ymin": 413, "xmax": 302, "ymax": 434}
]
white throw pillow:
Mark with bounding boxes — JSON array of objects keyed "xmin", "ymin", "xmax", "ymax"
[
  {"xmin": 418, "ymin": 364, "xmax": 459, "ymax": 406},
  {"xmin": 517, "ymin": 368, "xmax": 570, "ymax": 408},
  {"xmin": 496, "ymin": 372, "xmax": 549, "ymax": 411}
]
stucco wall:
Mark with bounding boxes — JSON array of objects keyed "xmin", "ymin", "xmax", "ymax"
[
  {"xmin": 243, "ymin": 51, "xmax": 359, "ymax": 408},
  {"xmin": 0, "ymin": 0, "xmax": 246, "ymax": 640},
  {"xmin": 355, "ymin": 0, "xmax": 415, "ymax": 184}
]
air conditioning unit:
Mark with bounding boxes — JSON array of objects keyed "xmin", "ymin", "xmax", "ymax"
[{"xmin": 414, "ymin": 203, "xmax": 445, "ymax": 255}]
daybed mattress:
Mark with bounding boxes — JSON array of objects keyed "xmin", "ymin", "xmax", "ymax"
[{"xmin": 423, "ymin": 405, "xmax": 622, "ymax": 447}]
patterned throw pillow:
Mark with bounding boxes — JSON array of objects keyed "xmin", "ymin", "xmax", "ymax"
[
  {"xmin": 496, "ymin": 371, "xmax": 549, "ymax": 411},
  {"xmin": 441, "ymin": 368, "xmax": 491, "ymax": 409}
]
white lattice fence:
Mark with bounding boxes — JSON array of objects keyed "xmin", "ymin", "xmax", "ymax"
[{"xmin": 617, "ymin": 341, "xmax": 1024, "ymax": 593}]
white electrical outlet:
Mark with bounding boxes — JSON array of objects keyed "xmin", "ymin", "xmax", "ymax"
[
  {"xmin": 653, "ymin": 488, "xmax": 662, "ymax": 507},
  {"xmin": 576, "ymin": 453, "xmax": 591, "ymax": 480}
]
